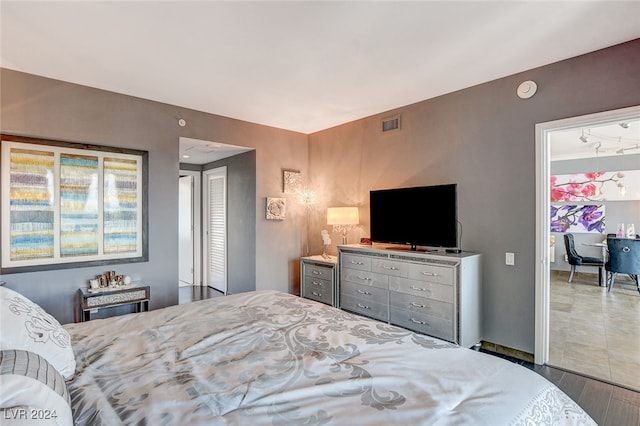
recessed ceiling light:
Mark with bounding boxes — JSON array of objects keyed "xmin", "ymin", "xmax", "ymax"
[{"xmin": 182, "ymin": 154, "xmax": 190, "ymax": 159}]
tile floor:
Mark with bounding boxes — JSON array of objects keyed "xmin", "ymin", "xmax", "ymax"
[{"xmin": 549, "ymin": 270, "xmax": 640, "ymax": 391}]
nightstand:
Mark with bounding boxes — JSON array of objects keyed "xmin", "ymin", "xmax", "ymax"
[
  {"xmin": 300, "ymin": 255, "xmax": 337, "ymax": 306},
  {"xmin": 79, "ymin": 284, "xmax": 150, "ymax": 322}
]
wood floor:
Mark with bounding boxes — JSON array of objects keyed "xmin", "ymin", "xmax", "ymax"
[
  {"xmin": 179, "ymin": 285, "xmax": 640, "ymax": 425},
  {"xmin": 535, "ymin": 365, "xmax": 640, "ymax": 426},
  {"xmin": 178, "ymin": 284, "xmax": 224, "ymax": 304}
]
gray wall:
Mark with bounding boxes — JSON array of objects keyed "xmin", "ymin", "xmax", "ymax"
[
  {"xmin": 308, "ymin": 39, "xmax": 640, "ymax": 354},
  {"xmin": 0, "ymin": 69, "xmax": 308, "ymax": 324}
]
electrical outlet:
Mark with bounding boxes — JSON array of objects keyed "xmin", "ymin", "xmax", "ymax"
[{"xmin": 506, "ymin": 252, "xmax": 515, "ymax": 266}]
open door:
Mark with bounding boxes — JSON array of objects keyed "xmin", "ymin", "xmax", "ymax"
[
  {"xmin": 203, "ymin": 166, "xmax": 227, "ymax": 294},
  {"xmin": 178, "ymin": 175, "xmax": 194, "ymax": 286}
]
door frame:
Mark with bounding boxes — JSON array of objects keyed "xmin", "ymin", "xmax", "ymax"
[
  {"xmin": 179, "ymin": 169, "xmax": 202, "ymax": 286},
  {"xmin": 534, "ymin": 105, "xmax": 640, "ymax": 364},
  {"xmin": 202, "ymin": 166, "xmax": 227, "ymax": 294}
]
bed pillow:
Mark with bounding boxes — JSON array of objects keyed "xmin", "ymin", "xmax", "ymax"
[
  {"xmin": 0, "ymin": 349, "xmax": 73, "ymax": 426},
  {"xmin": 0, "ymin": 286, "xmax": 76, "ymax": 380}
]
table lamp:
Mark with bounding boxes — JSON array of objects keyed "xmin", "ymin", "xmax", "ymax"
[{"xmin": 327, "ymin": 207, "xmax": 359, "ymax": 244}]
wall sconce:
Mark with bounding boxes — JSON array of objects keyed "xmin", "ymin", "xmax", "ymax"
[{"xmin": 327, "ymin": 207, "xmax": 359, "ymax": 245}]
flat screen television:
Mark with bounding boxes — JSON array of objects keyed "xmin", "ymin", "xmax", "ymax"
[{"xmin": 370, "ymin": 184, "xmax": 458, "ymax": 251}]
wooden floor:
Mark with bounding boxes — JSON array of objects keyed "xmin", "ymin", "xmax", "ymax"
[
  {"xmin": 179, "ymin": 286, "xmax": 640, "ymax": 425},
  {"xmin": 178, "ymin": 284, "xmax": 224, "ymax": 304},
  {"xmin": 535, "ymin": 364, "xmax": 640, "ymax": 426},
  {"xmin": 480, "ymin": 348, "xmax": 640, "ymax": 425}
]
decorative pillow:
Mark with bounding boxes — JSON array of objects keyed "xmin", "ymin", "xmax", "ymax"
[
  {"xmin": 0, "ymin": 349, "xmax": 73, "ymax": 426},
  {"xmin": 0, "ymin": 287, "xmax": 76, "ymax": 380}
]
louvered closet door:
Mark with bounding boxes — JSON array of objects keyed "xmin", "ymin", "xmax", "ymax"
[{"xmin": 204, "ymin": 167, "xmax": 227, "ymax": 294}]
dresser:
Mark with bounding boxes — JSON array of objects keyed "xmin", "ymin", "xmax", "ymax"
[
  {"xmin": 338, "ymin": 244, "xmax": 481, "ymax": 347},
  {"xmin": 300, "ymin": 255, "xmax": 338, "ymax": 306}
]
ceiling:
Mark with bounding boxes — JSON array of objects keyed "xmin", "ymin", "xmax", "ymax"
[
  {"xmin": 550, "ymin": 119, "xmax": 640, "ymax": 161},
  {"xmin": 2, "ymin": 1, "xmax": 640, "ymax": 163},
  {"xmin": 179, "ymin": 137, "xmax": 253, "ymax": 165}
]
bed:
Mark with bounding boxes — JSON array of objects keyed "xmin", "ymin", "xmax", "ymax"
[{"xmin": 1, "ymin": 288, "xmax": 595, "ymax": 425}]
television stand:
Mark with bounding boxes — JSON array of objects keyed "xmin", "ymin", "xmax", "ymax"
[
  {"xmin": 384, "ymin": 245, "xmax": 437, "ymax": 253},
  {"xmin": 337, "ymin": 244, "xmax": 482, "ymax": 347}
]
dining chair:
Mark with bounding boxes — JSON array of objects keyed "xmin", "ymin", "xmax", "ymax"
[
  {"xmin": 563, "ymin": 233, "xmax": 605, "ymax": 285},
  {"xmin": 605, "ymin": 237, "xmax": 640, "ymax": 294}
]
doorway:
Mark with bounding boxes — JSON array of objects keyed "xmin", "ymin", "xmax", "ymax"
[
  {"xmin": 535, "ymin": 105, "xmax": 640, "ymax": 390},
  {"xmin": 178, "ymin": 170, "xmax": 202, "ymax": 288},
  {"xmin": 179, "ymin": 175, "xmax": 193, "ymax": 286}
]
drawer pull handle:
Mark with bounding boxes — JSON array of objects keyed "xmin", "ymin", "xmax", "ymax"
[
  {"xmin": 357, "ymin": 276, "xmax": 371, "ymax": 281},
  {"xmin": 351, "ymin": 261, "xmax": 364, "ymax": 265},
  {"xmin": 357, "ymin": 303, "xmax": 371, "ymax": 309},
  {"xmin": 382, "ymin": 265, "xmax": 398, "ymax": 270},
  {"xmin": 312, "ymin": 291, "xmax": 322, "ymax": 297},
  {"xmin": 410, "ymin": 286, "xmax": 426, "ymax": 291},
  {"xmin": 312, "ymin": 281, "xmax": 322, "ymax": 286},
  {"xmin": 357, "ymin": 289, "xmax": 371, "ymax": 295},
  {"xmin": 410, "ymin": 318, "xmax": 426, "ymax": 325},
  {"xmin": 421, "ymin": 272, "xmax": 438, "ymax": 277},
  {"xmin": 410, "ymin": 302, "xmax": 426, "ymax": 308},
  {"xmin": 312, "ymin": 270, "xmax": 323, "ymax": 275}
]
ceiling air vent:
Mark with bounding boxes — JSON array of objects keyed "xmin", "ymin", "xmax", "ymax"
[{"xmin": 381, "ymin": 115, "xmax": 401, "ymax": 133}]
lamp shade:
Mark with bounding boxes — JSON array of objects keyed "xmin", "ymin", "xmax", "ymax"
[{"xmin": 327, "ymin": 207, "xmax": 359, "ymax": 225}]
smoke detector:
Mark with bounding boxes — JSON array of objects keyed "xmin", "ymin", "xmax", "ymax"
[{"xmin": 517, "ymin": 81, "xmax": 537, "ymax": 99}]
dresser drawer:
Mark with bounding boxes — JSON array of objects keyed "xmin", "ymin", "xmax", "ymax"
[
  {"xmin": 304, "ymin": 263, "xmax": 334, "ymax": 280},
  {"xmin": 341, "ymin": 281, "xmax": 388, "ymax": 305},
  {"xmin": 341, "ymin": 268, "xmax": 388, "ymax": 289},
  {"xmin": 371, "ymin": 258, "xmax": 409, "ymax": 278},
  {"xmin": 304, "ymin": 276, "xmax": 332, "ymax": 291},
  {"xmin": 341, "ymin": 253, "xmax": 371, "ymax": 271},
  {"xmin": 388, "ymin": 277, "xmax": 455, "ymax": 304},
  {"xmin": 341, "ymin": 294, "xmax": 388, "ymax": 322},
  {"xmin": 302, "ymin": 284, "xmax": 333, "ymax": 305},
  {"xmin": 389, "ymin": 307, "xmax": 454, "ymax": 342},
  {"xmin": 389, "ymin": 291, "xmax": 453, "ymax": 321},
  {"xmin": 408, "ymin": 263, "xmax": 454, "ymax": 285}
]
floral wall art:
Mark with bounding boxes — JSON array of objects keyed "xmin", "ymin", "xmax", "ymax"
[
  {"xmin": 550, "ymin": 204, "xmax": 605, "ymax": 234},
  {"xmin": 550, "ymin": 170, "xmax": 639, "ymax": 202}
]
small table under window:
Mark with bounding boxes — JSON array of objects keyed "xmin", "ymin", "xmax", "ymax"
[{"xmin": 79, "ymin": 284, "xmax": 150, "ymax": 322}]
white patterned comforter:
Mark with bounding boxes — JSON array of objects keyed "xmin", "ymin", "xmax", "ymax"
[{"xmin": 64, "ymin": 290, "xmax": 595, "ymax": 425}]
